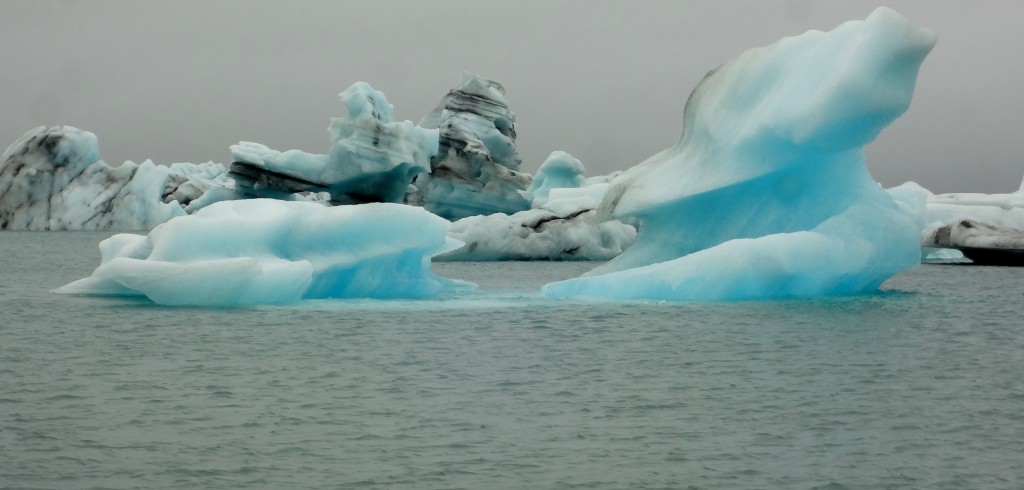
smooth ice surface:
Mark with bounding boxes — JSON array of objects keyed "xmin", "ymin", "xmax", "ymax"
[
  {"xmin": 56, "ymin": 200, "xmax": 472, "ymax": 306},
  {"xmin": 904, "ymin": 179, "xmax": 1024, "ymax": 231},
  {"xmin": 406, "ymin": 74, "xmax": 532, "ymax": 220},
  {"xmin": 0, "ymin": 126, "xmax": 229, "ymax": 230},
  {"xmin": 521, "ymin": 151, "xmax": 586, "ymax": 208},
  {"xmin": 545, "ymin": 8, "xmax": 936, "ymax": 300},
  {"xmin": 230, "ymin": 82, "xmax": 438, "ymax": 205}
]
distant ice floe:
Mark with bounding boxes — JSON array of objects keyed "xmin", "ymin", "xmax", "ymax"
[
  {"xmin": 544, "ymin": 7, "xmax": 936, "ymax": 300},
  {"xmin": 439, "ymin": 151, "xmax": 636, "ymax": 261},
  {"xmin": 889, "ymin": 179, "xmax": 1024, "ymax": 261},
  {"xmin": 56, "ymin": 200, "xmax": 473, "ymax": 306},
  {"xmin": 0, "ymin": 126, "xmax": 229, "ymax": 230}
]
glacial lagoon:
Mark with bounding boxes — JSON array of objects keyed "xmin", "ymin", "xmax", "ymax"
[{"xmin": 2, "ymin": 232, "xmax": 1022, "ymax": 489}]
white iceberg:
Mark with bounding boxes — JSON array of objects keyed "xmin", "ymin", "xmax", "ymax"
[
  {"xmin": 544, "ymin": 7, "xmax": 936, "ymax": 300},
  {"xmin": 230, "ymin": 82, "xmax": 438, "ymax": 205},
  {"xmin": 439, "ymin": 151, "xmax": 636, "ymax": 261},
  {"xmin": 885, "ymin": 179, "xmax": 1024, "ymax": 261},
  {"xmin": 0, "ymin": 125, "xmax": 229, "ymax": 230},
  {"xmin": 56, "ymin": 200, "xmax": 472, "ymax": 306},
  {"xmin": 917, "ymin": 179, "xmax": 1024, "ymax": 231},
  {"xmin": 437, "ymin": 207, "xmax": 636, "ymax": 262}
]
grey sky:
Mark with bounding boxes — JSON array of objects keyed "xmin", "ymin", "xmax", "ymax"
[{"xmin": 2, "ymin": 0, "xmax": 1022, "ymax": 194}]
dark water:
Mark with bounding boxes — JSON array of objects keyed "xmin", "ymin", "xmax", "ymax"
[{"xmin": 1, "ymin": 232, "xmax": 1022, "ymax": 489}]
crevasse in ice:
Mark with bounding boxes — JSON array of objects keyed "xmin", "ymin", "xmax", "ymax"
[
  {"xmin": 544, "ymin": 7, "xmax": 937, "ymax": 300},
  {"xmin": 230, "ymin": 82, "xmax": 439, "ymax": 205},
  {"xmin": 55, "ymin": 200, "xmax": 472, "ymax": 306},
  {"xmin": 0, "ymin": 126, "xmax": 229, "ymax": 230}
]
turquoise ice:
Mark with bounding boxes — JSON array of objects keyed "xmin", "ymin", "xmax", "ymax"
[
  {"xmin": 56, "ymin": 200, "xmax": 472, "ymax": 306},
  {"xmin": 544, "ymin": 8, "xmax": 937, "ymax": 300}
]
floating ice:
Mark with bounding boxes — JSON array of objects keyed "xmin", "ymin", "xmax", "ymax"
[
  {"xmin": 438, "ymin": 207, "xmax": 636, "ymax": 262},
  {"xmin": 405, "ymin": 74, "xmax": 532, "ymax": 220},
  {"xmin": 439, "ymin": 151, "xmax": 636, "ymax": 261},
  {"xmin": 56, "ymin": 200, "xmax": 472, "ymax": 306},
  {"xmin": 521, "ymin": 151, "xmax": 586, "ymax": 208},
  {"xmin": 916, "ymin": 180, "xmax": 1024, "ymax": 231},
  {"xmin": 924, "ymin": 219, "xmax": 1024, "ymax": 251},
  {"xmin": 0, "ymin": 126, "xmax": 229, "ymax": 230},
  {"xmin": 922, "ymin": 219, "xmax": 1024, "ymax": 265},
  {"xmin": 230, "ymin": 82, "xmax": 438, "ymax": 205},
  {"xmin": 544, "ymin": 7, "xmax": 936, "ymax": 300},
  {"xmin": 885, "ymin": 179, "xmax": 1024, "ymax": 261}
]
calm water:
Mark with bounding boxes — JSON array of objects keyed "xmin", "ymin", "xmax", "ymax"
[{"xmin": 1, "ymin": 232, "xmax": 1022, "ymax": 489}]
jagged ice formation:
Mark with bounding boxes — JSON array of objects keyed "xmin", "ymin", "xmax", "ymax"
[
  {"xmin": 406, "ymin": 74, "xmax": 532, "ymax": 220},
  {"xmin": 0, "ymin": 126, "xmax": 229, "ymax": 230},
  {"xmin": 230, "ymin": 82, "xmax": 438, "ymax": 205}
]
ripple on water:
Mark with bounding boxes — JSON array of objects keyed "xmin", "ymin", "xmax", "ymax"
[{"xmin": 1, "ymin": 236, "xmax": 1023, "ymax": 488}]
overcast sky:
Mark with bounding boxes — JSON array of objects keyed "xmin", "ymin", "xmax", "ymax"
[{"xmin": 2, "ymin": 1, "xmax": 1022, "ymax": 193}]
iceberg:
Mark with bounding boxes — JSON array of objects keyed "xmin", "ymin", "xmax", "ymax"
[
  {"xmin": 438, "ymin": 207, "xmax": 636, "ymax": 262},
  {"xmin": 56, "ymin": 200, "xmax": 471, "ymax": 306},
  {"xmin": 922, "ymin": 219, "xmax": 1024, "ymax": 265},
  {"xmin": 0, "ymin": 125, "xmax": 229, "ymax": 230},
  {"xmin": 520, "ymin": 151, "xmax": 586, "ymax": 208},
  {"xmin": 230, "ymin": 82, "xmax": 439, "ymax": 205},
  {"xmin": 921, "ymin": 179, "xmax": 1024, "ymax": 231},
  {"xmin": 886, "ymin": 179, "xmax": 1024, "ymax": 261},
  {"xmin": 405, "ymin": 74, "xmax": 533, "ymax": 220},
  {"xmin": 439, "ymin": 151, "xmax": 636, "ymax": 261},
  {"xmin": 544, "ymin": 8, "xmax": 936, "ymax": 300}
]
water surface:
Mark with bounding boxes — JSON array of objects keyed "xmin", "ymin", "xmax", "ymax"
[{"xmin": 1, "ymin": 232, "xmax": 1022, "ymax": 489}]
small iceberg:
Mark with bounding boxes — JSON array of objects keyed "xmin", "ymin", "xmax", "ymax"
[{"xmin": 56, "ymin": 200, "xmax": 473, "ymax": 306}]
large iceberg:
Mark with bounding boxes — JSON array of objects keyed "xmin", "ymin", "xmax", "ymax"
[
  {"xmin": 0, "ymin": 126, "xmax": 229, "ymax": 230},
  {"xmin": 56, "ymin": 200, "xmax": 471, "ymax": 306},
  {"xmin": 544, "ymin": 8, "xmax": 936, "ymax": 300},
  {"xmin": 230, "ymin": 82, "xmax": 438, "ymax": 205},
  {"xmin": 405, "ymin": 74, "xmax": 533, "ymax": 220},
  {"xmin": 439, "ymin": 151, "xmax": 636, "ymax": 261}
]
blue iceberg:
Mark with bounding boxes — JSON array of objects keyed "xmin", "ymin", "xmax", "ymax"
[
  {"xmin": 544, "ymin": 7, "xmax": 936, "ymax": 300},
  {"xmin": 520, "ymin": 151, "xmax": 586, "ymax": 208},
  {"xmin": 230, "ymin": 82, "xmax": 438, "ymax": 205},
  {"xmin": 56, "ymin": 200, "xmax": 471, "ymax": 306}
]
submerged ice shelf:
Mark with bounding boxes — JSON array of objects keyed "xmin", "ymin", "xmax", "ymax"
[{"xmin": 545, "ymin": 7, "xmax": 936, "ymax": 300}]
